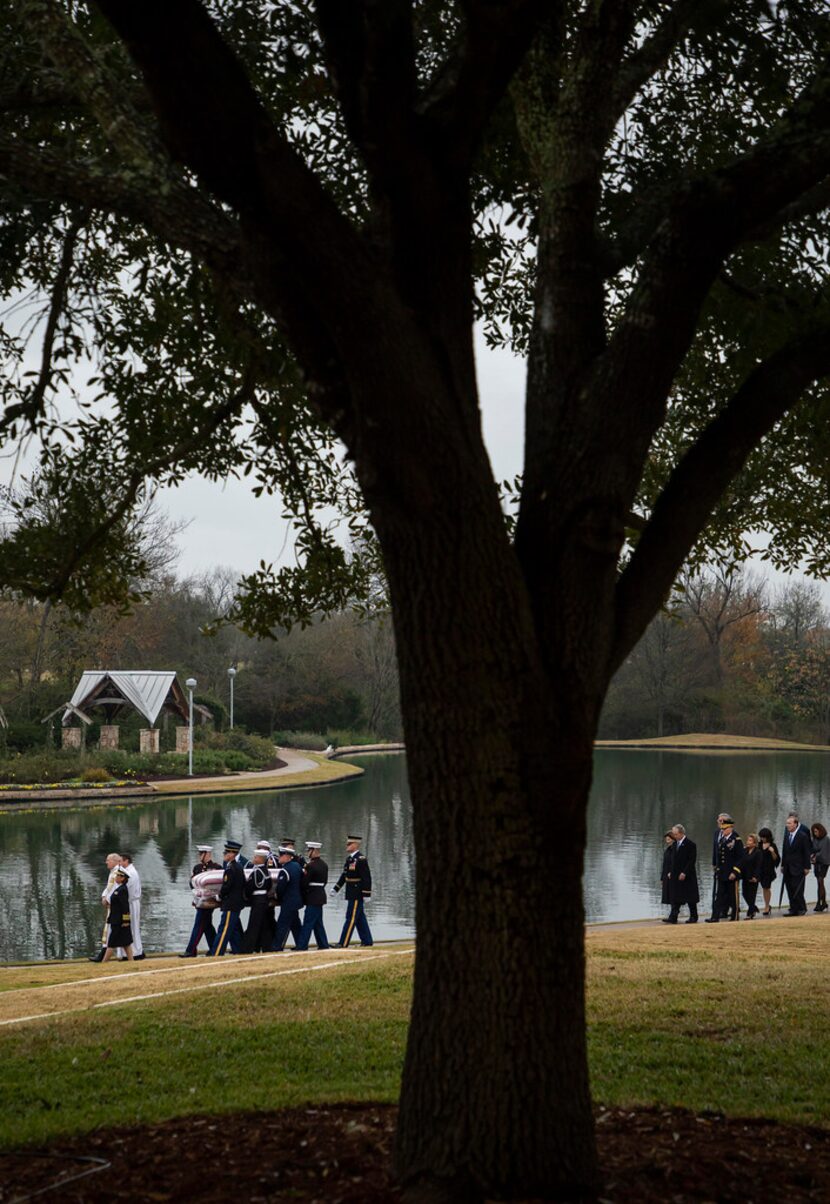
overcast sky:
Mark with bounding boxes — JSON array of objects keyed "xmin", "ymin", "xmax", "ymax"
[{"xmin": 152, "ymin": 329, "xmax": 527, "ymax": 578}]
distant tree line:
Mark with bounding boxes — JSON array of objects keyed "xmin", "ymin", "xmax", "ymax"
[
  {"xmin": 0, "ymin": 564, "xmax": 401, "ymax": 750},
  {"xmin": 601, "ymin": 568, "xmax": 830, "ymax": 743}
]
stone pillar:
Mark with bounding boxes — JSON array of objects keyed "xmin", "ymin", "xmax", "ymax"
[
  {"xmin": 139, "ymin": 728, "xmax": 160, "ymax": 754},
  {"xmin": 99, "ymin": 724, "xmax": 120, "ymax": 750},
  {"xmin": 62, "ymin": 727, "xmax": 83, "ymax": 751},
  {"xmin": 175, "ymin": 726, "xmax": 190, "ymax": 754}
]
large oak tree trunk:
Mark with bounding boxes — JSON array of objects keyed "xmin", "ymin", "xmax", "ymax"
[{"xmin": 366, "ymin": 427, "xmax": 601, "ymax": 1200}]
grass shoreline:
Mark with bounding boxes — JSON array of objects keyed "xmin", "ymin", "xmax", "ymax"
[{"xmin": 2, "ymin": 923, "xmax": 828, "ymax": 1151}]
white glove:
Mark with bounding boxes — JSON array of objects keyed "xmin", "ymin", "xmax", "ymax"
[{"xmin": 329, "ymin": 887, "xmax": 337, "ymax": 897}]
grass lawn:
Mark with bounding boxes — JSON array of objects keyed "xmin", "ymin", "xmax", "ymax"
[
  {"xmin": 1, "ymin": 922, "xmax": 829, "ymax": 1149},
  {"xmin": 594, "ymin": 731, "xmax": 830, "ymax": 750}
]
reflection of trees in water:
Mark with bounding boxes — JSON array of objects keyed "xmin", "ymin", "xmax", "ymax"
[
  {"xmin": 0, "ymin": 756, "xmax": 416, "ymax": 960},
  {"xmin": 6, "ymin": 752, "xmax": 828, "ymax": 958},
  {"xmin": 586, "ymin": 751, "xmax": 830, "ymax": 919}
]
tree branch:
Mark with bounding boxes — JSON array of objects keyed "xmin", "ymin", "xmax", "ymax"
[
  {"xmin": 610, "ymin": 0, "xmax": 727, "ymax": 121},
  {"xmin": 419, "ymin": 0, "xmax": 551, "ymax": 157},
  {"xmin": 610, "ymin": 326, "xmax": 830, "ymax": 674}
]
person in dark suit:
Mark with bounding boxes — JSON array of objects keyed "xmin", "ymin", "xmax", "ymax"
[
  {"xmin": 781, "ymin": 812, "xmax": 812, "ymax": 916},
  {"xmin": 660, "ymin": 831, "xmax": 675, "ymax": 907},
  {"xmin": 737, "ymin": 833, "xmax": 761, "ymax": 919},
  {"xmin": 208, "ymin": 841, "xmax": 247, "ymax": 955},
  {"xmin": 705, "ymin": 815, "xmax": 743, "ymax": 922},
  {"xmin": 663, "ymin": 824, "xmax": 699, "ymax": 924}
]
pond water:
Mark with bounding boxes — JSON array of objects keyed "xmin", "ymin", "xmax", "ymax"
[{"xmin": 2, "ymin": 750, "xmax": 830, "ymax": 961}]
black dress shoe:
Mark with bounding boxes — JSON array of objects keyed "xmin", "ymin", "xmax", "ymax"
[
  {"xmin": 704, "ymin": 917, "xmax": 719, "ymax": 923},
  {"xmin": 178, "ymin": 953, "xmax": 196, "ymax": 958},
  {"xmin": 685, "ymin": 918, "xmax": 698, "ymax": 924},
  {"xmin": 662, "ymin": 917, "xmax": 678, "ymax": 924},
  {"xmin": 134, "ymin": 953, "xmax": 146, "ymax": 960},
  {"xmin": 88, "ymin": 949, "xmax": 105, "ymax": 962}
]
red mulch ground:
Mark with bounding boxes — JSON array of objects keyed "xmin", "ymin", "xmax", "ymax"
[{"xmin": 1, "ymin": 1103, "xmax": 828, "ymax": 1202}]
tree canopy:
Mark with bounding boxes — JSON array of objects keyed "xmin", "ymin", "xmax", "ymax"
[{"xmin": 3, "ymin": 2, "xmax": 830, "ymax": 1199}]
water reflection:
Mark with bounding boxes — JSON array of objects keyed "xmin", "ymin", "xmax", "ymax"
[{"xmin": 2, "ymin": 750, "xmax": 830, "ymax": 960}]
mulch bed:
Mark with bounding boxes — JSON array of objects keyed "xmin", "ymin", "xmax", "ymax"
[{"xmin": 1, "ymin": 1103, "xmax": 828, "ymax": 1202}]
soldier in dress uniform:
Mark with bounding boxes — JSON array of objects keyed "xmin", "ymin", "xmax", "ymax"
[
  {"xmin": 179, "ymin": 845, "xmax": 222, "ymax": 957},
  {"xmin": 101, "ymin": 868, "xmax": 134, "ymax": 962},
  {"xmin": 272, "ymin": 846, "xmax": 303, "ymax": 951},
  {"xmin": 296, "ymin": 841, "xmax": 330, "ymax": 951},
  {"xmin": 332, "ymin": 835, "xmax": 373, "ymax": 947},
  {"xmin": 705, "ymin": 815, "xmax": 743, "ymax": 922},
  {"xmin": 281, "ymin": 838, "xmax": 304, "ymax": 943},
  {"xmin": 208, "ymin": 840, "xmax": 247, "ymax": 955},
  {"xmin": 242, "ymin": 848, "xmax": 272, "ymax": 953}
]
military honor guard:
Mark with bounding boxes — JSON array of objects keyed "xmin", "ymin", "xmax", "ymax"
[
  {"xmin": 180, "ymin": 845, "xmax": 222, "ymax": 957},
  {"xmin": 281, "ymin": 838, "xmax": 305, "ymax": 943},
  {"xmin": 296, "ymin": 841, "xmax": 330, "ymax": 950},
  {"xmin": 208, "ymin": 840, "xmax": 247, "ymax": 956},
  {"xmin": 272, "ymin": 845, "xmax": 303, "ymax": 951},
  {"xmin": 101, "ymin": 867, "xmax": 134, "ymax": 962},
  {"xmin": 243, "ymin": 846, "xmax": 273, "ymax": 952},
  {"xmin": 332, "ymin": 835, "xmax": 373, "ymax": 947},
  {"xmin": 706, "ymin": 814, "xmax": 743, "ymax": 922}
]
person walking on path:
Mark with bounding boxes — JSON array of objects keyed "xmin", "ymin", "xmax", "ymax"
[
  {"xmin": 660, "ymin": 831, "xmax": 675, "ymax": 909},
  {"xmin": 757, "ymin": 828, "xmax": 780, "ymax": 916},
  {"xmin": 180, "ymin": 845, "xmax": 221, "ymax": 957},
  {"xmin": 242, "ymin": 848, "xmax": 272, "ymax": 952},
  {"xmin": 781, "ymin": 812, "xmax": 812, "ymax": 916},
  {"xmin": 102, "ymin": 867, "xmax": 134, "ymax": 963},
  {"xmin": 296, "ymin": 841, "xmax": 330, "ymax": 950},
  {"xmin": 706, "ymin": 815, "xmax": 743, "ymax": 922},
  {"xmin": 663, "ymin": 825, "xmax": 698, "ymax": 924},
  {"xmin": 208, "ymin": 841, "xmax": 247, "ymax": 956},
  {"xmin": 272, "ymin": 846, "xmax": 303, "ymax": 951},
  {"xmin": 333, "ymin": 835, "xmax": 374, "ymax": 947},
  {"xmin": 810, "ymin": 822, "xmax": 830, "ymax": 912},
  {"xmin": 738, "ymin": 833, "xmax": 762, "ymax": 919},
  {"xmin": 118, "ymin": 853, "xmax": 144, "ymax": 960},
  {"xmin": 90, "ymin": 852, "xmax": 122, "ymax": 963}
]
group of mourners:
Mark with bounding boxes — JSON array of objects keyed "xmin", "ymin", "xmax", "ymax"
[
  {"xmin": 89, "ymin": 835, "xmax": 374, "ymax": 962},
  {"xmin": 661, "ymin": 811, "xmax": 830, "ymax": 923}
]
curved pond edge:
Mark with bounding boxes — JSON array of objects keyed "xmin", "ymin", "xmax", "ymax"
[{"xmin": 0, "ymin": 751, "xmax": 365, "ymax": 813}]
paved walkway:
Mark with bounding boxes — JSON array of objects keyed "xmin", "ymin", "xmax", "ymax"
[{"xmin": 150, "ymin": 747, "xmax": 364, "ymax": 796}]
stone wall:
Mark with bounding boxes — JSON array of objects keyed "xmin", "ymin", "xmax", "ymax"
[
  {"xmin": 61, "ymin": 727, "xmax": 84, "ymax": 750},
  {"xmin": 175, "ymin": 726, "xmax": 190, "ymax": 754}
]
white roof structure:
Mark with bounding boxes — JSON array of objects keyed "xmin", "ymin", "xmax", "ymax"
[{"xmin": 66, "ymin": 671, "xmax": 186, "ymax": 726}]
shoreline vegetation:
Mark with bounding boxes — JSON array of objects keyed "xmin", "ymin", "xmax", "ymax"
[
  {"xmin": 595, "ymin": 731, "xmax": 830, "ymax": 751},
  {"xmin": 0, "ymin": 922, "xmax": 827, "ymax": 1151},
  {"xmin": 0, "ymin": 748, "xmax": 368, "ymax": 809}
]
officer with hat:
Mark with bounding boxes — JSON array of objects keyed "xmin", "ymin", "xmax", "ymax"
[
  {"xmin": 705, "ymin": 815, "xmax": 743, "ymax": 922},
  {"xmin": 332, "ymin": 835, "xmax": 373, "ymax": 947},
  {"xmin": 281, "ymin": 838, "xmax": 304, "ymax": 943},
  {"xmin": 242, "ymin": 847, "xmax": 272, "ymax": 953},
  {"xmin": 208, "ymin": 840, "xmax": 247, "ymax": 955},
  {"xmin": 272, "ymin": 846, "xmax": 303, "ymax": 951},
  {"xmin": 180, "ymin": 844, "xmax": 222, "ymax": 957},
  {"xmin": 295, "ymin": 841, "xmax": 330, "ymax": 951}
]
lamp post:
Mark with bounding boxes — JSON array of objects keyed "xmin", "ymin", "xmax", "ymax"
[
  {"xmin": 228, "ymin": 666, "xmax": 237, "ymax": 730},
  {"xmin": 185, "ymin": 677, "xmax": 197, "ymax": 777}
]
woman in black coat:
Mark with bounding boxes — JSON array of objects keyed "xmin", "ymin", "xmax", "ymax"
[
  {"xmin": 660, "ymin": 831, "xmax": 675, "ymax": 905},
  {"xmin": 102, "ymin": 869, "xmax": 134, "ymax": 962},
  {"xmin": 757, "ymin": 827, "xmax": 780, "ymax": 916},
  {"xmin": 811, "ymin": 822, "xmax": 830, "ymax": 912},
  {"xmin": 738, "ymin": 833, "xmax": 761, "ymax": 919}
]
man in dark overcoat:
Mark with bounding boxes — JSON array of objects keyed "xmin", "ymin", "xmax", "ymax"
[
  {"xmin": 780, "ymin": 812, "xmax": 812, "ymax": 916},
  {"xmin": 663, "ymin": 824, "xmax": 699, "ymax": 924}
]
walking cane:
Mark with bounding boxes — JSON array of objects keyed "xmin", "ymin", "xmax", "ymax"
[{"xmin": 778, "ymin": 874, "xmax": 786, "ymax": 911}]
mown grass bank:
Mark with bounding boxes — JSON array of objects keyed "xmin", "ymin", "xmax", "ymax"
[{"xmin": 1, "ymin": 922, "xmax": 828, "ymax": 1150}]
